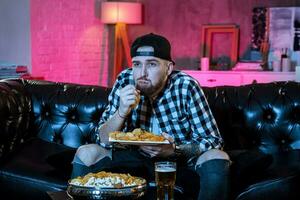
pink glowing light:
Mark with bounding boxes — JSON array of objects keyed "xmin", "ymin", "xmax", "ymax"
[{"xmin": 101, "ymin": 2, "xmax": 142, "ymax": 24}]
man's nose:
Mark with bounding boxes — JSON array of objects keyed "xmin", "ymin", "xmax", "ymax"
[{"xmin": 141, "ymin": 64, "xmax": 148, "ymax": 76}]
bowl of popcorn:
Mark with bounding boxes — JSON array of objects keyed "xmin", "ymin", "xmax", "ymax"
[{"xmin": 67, "ymin": 171, "xmax": 147, "ymax": 199}]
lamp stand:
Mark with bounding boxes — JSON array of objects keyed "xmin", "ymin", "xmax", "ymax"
[{"xmin": 113, "ymin": 23, "xmax": 132, "ymax": 81}]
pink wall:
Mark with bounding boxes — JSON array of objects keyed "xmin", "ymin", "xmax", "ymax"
[
  {"xmin": 30, "ymin": 0, "xmax": 300, "ymax": 85},
  {"xmin": 31, "ymin": 0, "xmax": 108, "ymax": 86},
  {"xmin": 128, "ymin": 0, "xmax": 300, "ymax": 69}
]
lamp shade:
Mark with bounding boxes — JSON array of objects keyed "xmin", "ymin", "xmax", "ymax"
[{"xmin": 101, "ymin": 2, "xmax": 142, "ymax": 24}]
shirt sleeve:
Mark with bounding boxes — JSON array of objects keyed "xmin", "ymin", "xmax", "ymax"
[
  {"xmin": 99, "ymin": 78, "xmax": 122, "ymax": 128},
  {"xmin": 95, "ymin": 69, "xmax": 133, "ymax": 144},
  {"xmin": 95, "ymin": 73, "xmax": 124, "ymax": 144},
  {"xmin": 98, "ymin": 86, "xmax": 120, "ymax": 128},
  {"xmin": 94, "ymin": 85, "xmax": 119, "ymax": 144},
  {"xmin": 186, "ymin": 80, "xmax": 224, "ymax": 152}
]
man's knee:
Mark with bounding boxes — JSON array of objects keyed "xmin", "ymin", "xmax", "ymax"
[
  {"xmin": 75, "ymin": 144, "xmax": 111, "ymax": 167},
  {"xmin": 196, "ymin": 149, "xmax": 230, "ymax": 168}
]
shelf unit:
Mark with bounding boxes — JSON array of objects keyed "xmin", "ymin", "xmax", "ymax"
[{"xmin": 182, "ymin": 70, "xmax": 296, "ymax": 87}]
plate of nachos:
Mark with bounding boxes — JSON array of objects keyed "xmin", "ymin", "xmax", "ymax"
[
  {"xmin": 109, "ymin": 128, "xmax": 170, "ymax": 145},
  {"xmin": 67, "ymin": 171, "xmax": 147, "ymax": 199}
]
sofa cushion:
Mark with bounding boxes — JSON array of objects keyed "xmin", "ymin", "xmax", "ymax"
[
  {"xmin": 230, "ymin": 149, "xmax": 273, "ymax": 183},
  {"xmin": 202, "ymin": 82, "xmax": 300, "ymax": 153},
  {"xmin": 234, "ymin": 150, "xmax": 300, "ymax": 200},
  {"xmin": 46, "ymin": 148, "xmax": 76, "ymax": 173},
  {"xmin": 0, "ymin": 138, "xmax": 75, "ymax": 199},
  {"xmin": 24, "ymin": 80, "xmax": 111, "ymax": 148},
  {"xmin": 0, "ymin": 79, "xmax": 32, "ymax": 161}
]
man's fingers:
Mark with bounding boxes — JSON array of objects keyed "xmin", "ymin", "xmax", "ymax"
[
  {"xmin": 140, "ymin": 145, "xmax": 160, "ymax": 154},
  {"xmin": 162, "ymin": 132, "xmax": 174, "ymax": 143},
  {"xmin": 121, "ymin": 88, "xmax": 136, "ymax": 97},
  {"xmin": 120, "ymin": 85, "xmax": 140, "ymax": 108},
  {"xmin": 125, "ymin": 94, "xmax": 138, "ymax": 101}
]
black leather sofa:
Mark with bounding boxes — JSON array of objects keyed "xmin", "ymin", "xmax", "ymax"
[{"xmin": 0, "ymin": 78, "xmax": 300, "ymax": 200}]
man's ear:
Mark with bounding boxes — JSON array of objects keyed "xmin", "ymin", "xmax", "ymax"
[{"xmin": 167, "ymin": 62, "xmax": 174, "ymax": 75}]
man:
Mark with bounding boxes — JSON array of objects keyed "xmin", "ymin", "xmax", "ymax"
[{"xmin": 72, "ymin": 33, "xmax": 231, "ymax": 200}]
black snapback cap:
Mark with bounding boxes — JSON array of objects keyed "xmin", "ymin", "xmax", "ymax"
[{"xmin": 130, "ymin": 33, "xmax": 175, "ymax": 64}]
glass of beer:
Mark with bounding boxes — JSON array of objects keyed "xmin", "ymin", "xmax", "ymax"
[{"xmin": 155, "ymin": 161, "xmax": 176, "ymax": 200}]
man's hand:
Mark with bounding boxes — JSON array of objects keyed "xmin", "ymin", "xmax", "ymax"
[
  {"xmin": 118, "ymin": 85, "xmax": 140, "ymax": 118},
  {"xmin": 139, "ymin": 132, "xmax": 175, "ymax": 158}
]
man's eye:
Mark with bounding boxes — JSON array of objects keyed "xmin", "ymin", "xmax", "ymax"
[
  {"xmin": 148, "ymin": 62, "xmax": 157, "ymax": 67},
  {"xmin": 133, "ymin": 63, "xmax": 141, "ymax": 67}
]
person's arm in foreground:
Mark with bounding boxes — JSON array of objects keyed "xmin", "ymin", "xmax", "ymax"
[
  {"xmin": 98, "ymin": 84, "xmax": 140, "ymax": 145},
  {"xmin": 179, "ymin": 81, "xmax": 224, "ymax": 157}
]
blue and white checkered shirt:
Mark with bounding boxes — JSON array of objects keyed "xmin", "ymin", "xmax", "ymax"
[{"xmin": 99, "ymin": 69, "xmax": 223, "ymax": 153}]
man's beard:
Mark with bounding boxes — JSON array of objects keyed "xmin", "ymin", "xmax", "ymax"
[{"xmin": 135, "ymin": 77, "xmax": 166, "ymax": 97}]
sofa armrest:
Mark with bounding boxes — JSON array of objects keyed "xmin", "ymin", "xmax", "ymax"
[{"xmin": 0, "ymin": 79, "xmax": 32, "ymax": 161}]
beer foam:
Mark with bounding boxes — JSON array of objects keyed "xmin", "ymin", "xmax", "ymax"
[{"xmin": 155, "ymin": 167, "xmax": 176, "ymax": 172}]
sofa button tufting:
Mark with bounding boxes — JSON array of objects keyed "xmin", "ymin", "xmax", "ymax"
[
  {"xmin": 281, "ymin": 139, "xmax": 286, "ymax": 144},
  {"xmin": 71, "ymin": 115, "xmax": 76, "ymax": 120},
  {"xmin": 279, "ymin": 88, "xmax": 287, "ymax": 96},
  {"xmin": 53, "ymin": 134, "xmax": 62, "ymax": 143},
  {"xmin": 267, "ymin": 114, "xmax": 272, "ymax": 119},
  {"xmin": 45, "ymin": 112, "xmax": 50, "ymax": 116}
]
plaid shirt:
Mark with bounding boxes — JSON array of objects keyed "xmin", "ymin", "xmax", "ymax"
[{"xmin": 98, "ymin": 69, "xmax": 223, "ymax": 152}]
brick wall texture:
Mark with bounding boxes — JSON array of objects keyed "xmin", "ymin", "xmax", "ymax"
[{"xmin": 31, "ymin": 0, "xmax": 109, "ymax": 86}]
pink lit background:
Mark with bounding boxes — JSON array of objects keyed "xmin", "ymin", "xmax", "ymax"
[
  {"xmin": 31, "ymin": 0, "xmax": 108, "ymax": 86},
  {"xmin": 28, "ymin": 0, "xmax": 299, "ymax": 87}
]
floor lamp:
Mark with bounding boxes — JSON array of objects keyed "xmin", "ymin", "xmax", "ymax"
[{"xmin": 101, "ymin": 2, "xmax": 142, "ymax": 81}]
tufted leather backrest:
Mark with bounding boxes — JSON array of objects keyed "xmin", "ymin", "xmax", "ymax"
[
  {"xmin": 23, "ymin": 80, "xmax": 111, "ymax": 148},
  {"xmin": 1, "ymin": 79, "xmax": 300, "ymax": 156},
  {"xmin": 202, "ymin": 81, "xmax": 300, "ymax": 154}
]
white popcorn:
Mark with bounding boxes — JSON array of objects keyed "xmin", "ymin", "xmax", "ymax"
[{"xmin": 72, "ymin": 176, "xmax": 134, "ymax": 188}]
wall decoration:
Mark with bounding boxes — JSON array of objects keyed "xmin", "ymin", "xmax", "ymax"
[
  {"xmin": 201, "ymin": 24, "xmax": 239, "ymax": 69},
  {"xmin": 251, "ymin": 7, "xmax": 268, "ymax": 51},
  {"xmin": 269, "ymin": 8, "xmax": 293, "ymax": 50},
  {"xmin": 293, "ymin": 8, "xmax": 300, "ymax": 51},
  {"xmin": 269, "ymin": 7, "xmax": 300, "ymax": 70}
]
